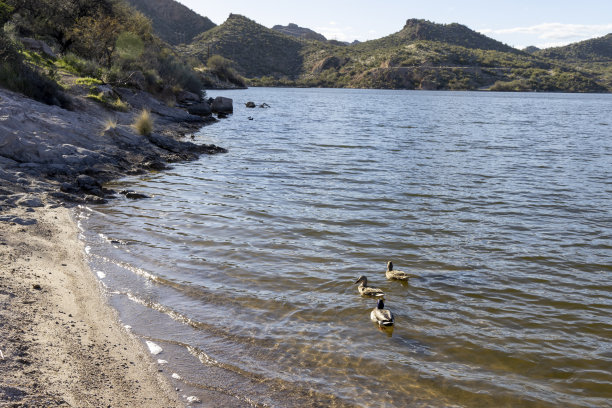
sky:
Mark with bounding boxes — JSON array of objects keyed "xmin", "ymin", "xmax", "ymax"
[{"xmin": 175, "ymin": 0, "xmax": 612, "ymax": 49}]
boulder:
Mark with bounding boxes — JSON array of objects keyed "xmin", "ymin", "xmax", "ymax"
[
  {"xmin": 177, "ymin": 91, "xmax": 201, "ymax": 104},
  {"xmin": 245, "ymin": 101, "xmax": 256, "ymax": 108},
  {"xmin": 20, "ymin": 37, "xmax": 56, "ymax": 59},
  {"xmin": 76, "ymin": 174, "xmax": 103, "ymax": 196},
  {"xmin": 211, "ymin": 97, "xmax": 233, "ymax": 114},
  {"xmin": 187, "ymin": 102, "xmax": 212, "ymax": 116},
  {"xmin": 96, "ymin": 85, "xmax": 116, "ymax": 100}
]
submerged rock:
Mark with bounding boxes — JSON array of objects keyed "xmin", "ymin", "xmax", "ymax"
[{"xmin": 120, "ymin": 190, "xmax": 150, "ymax": 200}]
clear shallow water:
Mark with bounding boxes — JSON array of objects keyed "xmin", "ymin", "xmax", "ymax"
[{"xmin": 79, "ymin": 89, "xmax": 612, "ymax": 407}]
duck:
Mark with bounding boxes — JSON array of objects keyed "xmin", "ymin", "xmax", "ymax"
[
  {"xmin": 385, "ymin": 261, "xmax": 412, "ymax": 280},
  {"xmin": 370, "ymin": 298, "xmax": 394, "ymax": 326},
  {"xmin": 355, "ymin": 275, "xmax": 384, "ymax": 297}
]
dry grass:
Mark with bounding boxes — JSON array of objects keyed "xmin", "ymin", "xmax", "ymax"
[
  {"xmin": 131, "ymin": 109, "xmax": 153, "ymax": 136},
  {"xmin": 103, "ymin": 117, "xmax": 117, "ymax": 132}
]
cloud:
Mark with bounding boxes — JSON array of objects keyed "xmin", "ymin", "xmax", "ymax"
[
  {"xmin": 316, "ymin": 24, "xmax": 355, "ymax": 42},
  {"xmin": 479, "ymin": 22, "xmax": 612, "ymax": 42}
]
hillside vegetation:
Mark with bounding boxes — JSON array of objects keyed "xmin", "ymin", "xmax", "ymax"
[
  {"xmin": 272, "ymin": 23, "xmax": 327, "ymax": 42},
  {"xmin": 181, "ymin": 15, "xmax": 610, "ymax": 92},
  {"xmin": 184, "ymin": 14, "xmax": 304, "ymax": 78},
  {"xmin": 533, "ymin": 34, "xmax": 612, "ymax": 89},
  {"xmin": 0, "ymin": 0, "xmax": 210, "ymax": 107},
  {"xmin": 125, "ymin": 0, "xmax": 216, "ymax": 45}
]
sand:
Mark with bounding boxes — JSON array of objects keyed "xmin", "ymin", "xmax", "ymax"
[{"xmin": 0, "ymin": 204, "xmax": 183, "ymax": 406}]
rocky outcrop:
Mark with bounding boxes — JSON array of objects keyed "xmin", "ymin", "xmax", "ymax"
[{"xmin": 0, "ymin": 86, "xmax": 226, "ymax": 205}]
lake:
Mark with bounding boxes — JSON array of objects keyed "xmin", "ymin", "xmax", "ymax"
[{"xmin": 79, "ymin": 88, "xmax": 612, "ymax": 407}]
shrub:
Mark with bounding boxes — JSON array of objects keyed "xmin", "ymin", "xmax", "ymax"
[
  {"xmin": 0, "ymin": 35, "xmax": 71, "ymax": 108},
  {"xmin": 131, "ymin": 109, "xmax": 153, "ymax": 136},
  {"xmin": 206, "ymin": 55, "xmax": 245, "ymax": 87},
  {"xmin": 102, "ymin": 117, "xmax": 117, "ymax": 133}
]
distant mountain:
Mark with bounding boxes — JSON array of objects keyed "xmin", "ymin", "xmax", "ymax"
[
  {"xmin": 186, "ymin": 14, "xmax": 304, "ymax": 78},
  {"xmin": 370, "ymin": 19, "xmax": 519, "ymax": 53},
  {"xmin": 523, "ymin": 46, "xmax": 541, "ymax": 54},
  {"xmin": 272, "ymin": 23, "xmax": 327, "ymax": 42},
  {"xmin": 535, "ymin": 33, "xmax": 612, "ymax": 62},
  {"xmin": 534, "ymin": 33, "xmax": 612, "ymax": 90},
  {"xmin": 181, "ymin": 15, "xmax": 609, "ymax": 92},
  {"xmin": 125, "ymin": 0, "xmax": 216, "ymax": 45}
]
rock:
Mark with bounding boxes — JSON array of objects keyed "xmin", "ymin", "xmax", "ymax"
[
  {"xmin": 217, "ymin": 112, "xmax": 228, "ymax": 119},
  {"xmin": 16, "ymin": 196, "xmax": 44, "ymax": 208},
  {"xmin": 177, "ymin": 91, "xmax": 201, "ymax": 104},
  {"xmin": 96, "ymin": 85, "xmax": 116, "ymax": 100},
  {"xmin": 142, "ymin": 161, "xmax": 168, "ymax": 171},
  {"xmin": 20, "ymin": 37, "xmax": 56, "ymax": 59},
  {"xmin": 76, "ymin": 175, "xmax": 103, "ymax": 196},
  {"xmin": 187, "ymin": 102, "xmax": 212, "ymax": 117},
  {"xmin": 211, "ymin": 97, "xmax": 233, "ymax": 114},
  {"xmin": 259, "ymin": 103, "xmax": 270, "ymax": 108},
  {"xmin": 120, "ymin": 190, "xmax": 150, "ymax": 200},
  {"xmin": 245, "ymin": 101, "xmax": 256, "ymax": 108},
  {"xmin": 0, "ymin": 215, "xmax": 37, "ymax": 225}
]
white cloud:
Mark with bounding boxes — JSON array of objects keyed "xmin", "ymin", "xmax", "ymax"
[
  {"xmin": 316, "ymin": 24, "xmax": 355, "ymax": 42},
  {"xmin": 479, "ymin": 22, "xmax": 612, "ymax": 46}
]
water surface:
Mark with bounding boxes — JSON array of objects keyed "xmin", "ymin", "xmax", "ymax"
[{"xmin": 79, "ymin": 89, "xmax": 612, "ymax": 407}]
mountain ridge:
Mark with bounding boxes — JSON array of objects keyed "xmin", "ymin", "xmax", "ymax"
[{"xmin": 125, "ymin": 0, "xmax": 216, "ymax": 45}]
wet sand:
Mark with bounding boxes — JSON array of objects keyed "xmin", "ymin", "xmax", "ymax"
[{"xmin": 0, "ymin": 201, "xmax": 183, "ymax": 406}]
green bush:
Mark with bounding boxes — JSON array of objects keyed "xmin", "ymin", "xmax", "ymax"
[
  {"xmin": 0, "ymin": 34, "xmax": 71, "ymax": 107},
  {"xmin": 206, "ymin": 55, "xmax": 245, "ymax": 87}
]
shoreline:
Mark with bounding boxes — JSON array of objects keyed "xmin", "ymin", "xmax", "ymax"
[
  {"xmin": 0, "ymin": 85, "xmax": 227, "ymax": 406},
  {"xmin": 0, "ymin": 204, "xmax": 182, "ymax": 406}
]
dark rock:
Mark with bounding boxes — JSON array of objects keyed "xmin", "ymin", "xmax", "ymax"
[
  {"xmin": 60, "ymin": 182, "xmax": 79, "ymax": 194},
  {"xmin": 211, "ymin": 97, "xmax": 233, "ymax": 114},
  {"xmin": 245, "ymin": 101, "xmax": 256, "ymax": 108},
  {"xmin": 83, "ymin": 195, "xmax": 107, "ymax": 204},
  {"xmin": 120, "ymin": 190, "xmax": 150, "ymax": 200},
  {"xmin": 32, "ymin": 284, "xmax": 42, "ymax": 290},
  {"xmin": 217, "ymin": 112, "xmax": 228, "ymax": 119},
  {"xmin": 142, "ymin": 161, "xmax": 168, "ymax": 171},
  {"xmin": 76, "ymin": 175, "xmax": 103, "ymax": 196},
  {"xmin": 96, "ymin": 85, "xmax": 116, "ymax": 100},
  {"xmin": 187, "ymin": 102, "xmax": 212, "ymax": 116},
  {"xmin": 177, "ymin": 91, "xmax": 201, "ymax": 104}
]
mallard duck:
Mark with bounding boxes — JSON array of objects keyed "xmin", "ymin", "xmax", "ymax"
[
  {"xmin": 385, "ymin": 261, "xmax": 411, "ymax": 280},
  {"xmin": 371, "ymin": 298, "xmax": 394, "ymax": 326},
  {"xmin": 355, "ymin": 275, "xmax": 384, "ymax": 297}
]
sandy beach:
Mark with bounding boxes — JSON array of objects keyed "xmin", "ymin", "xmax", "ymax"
[
  {"xmin": 0, "ymin": 82, "xmax": 229, "ymax": 406},
  {"xmin": 0, "ymin": 203, "xmax": 184, "ymax": 406}
]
